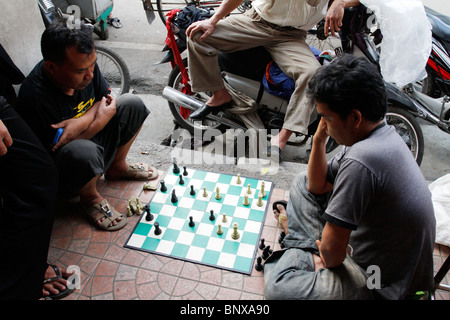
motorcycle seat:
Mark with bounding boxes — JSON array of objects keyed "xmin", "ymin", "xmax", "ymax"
[{"xmin": 425, "ymin": 7, "xmax": 450, "ymax": 46}]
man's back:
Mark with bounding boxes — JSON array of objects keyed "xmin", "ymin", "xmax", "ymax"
[{"xmin": 326, "ymin": 124, "xmax": 436, "ymax": 299}]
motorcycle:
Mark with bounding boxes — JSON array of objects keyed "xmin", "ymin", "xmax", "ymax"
[{"xmin": 160, "ymin": 4, "xmax": 426, "ymax": 164}]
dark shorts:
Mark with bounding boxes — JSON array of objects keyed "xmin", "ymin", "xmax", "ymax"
[{"xmin": 53, "ymin": 93, "xmax": 150, "ymax": 197}]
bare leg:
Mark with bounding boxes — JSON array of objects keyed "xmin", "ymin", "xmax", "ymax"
[{"xmin": 271, "ymin": 128, "xmax": 293, "ymax": 151}]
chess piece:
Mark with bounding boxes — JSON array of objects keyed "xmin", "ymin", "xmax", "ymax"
[
  {"xmin": 217, "ymin": 224, "xmax": 223, "ymax": 235},
  {"xmin": 173, "ymin": 162, "xmax": 180, "ymax": 174},
  {"xmin": 259, "ymin": 238, "xmax": 266, "ymax": 250},
  {"xmin": 242, "ymin": 195, "xmax": 250, "ymax": 206},
  {"xmin": 262, "ymin": 245, "xmax": 272, "ymax": 260},
  {"xmin": 209, "ymin": 210, "xmax": 215, "ymax": 221},
  {"xmin": 247, "ymin": 184, "xmax": 252, "ymax": 194},
  {"xmin": 255, "ymin": 256, "xmax": 263, "ymax": 271},
  {"xmin": 190, "ymin": 185, "xmax": 196, "ymax": 196},
  {"xmin": 231, "ymin": 222, "xmax": 240, "ymax": 240},
  {"xmin": 278, "ymin": 230, "xmax": 286, "ymax": 244},
  {"xmin": 202, "ymin": 187, "xmax": 208, "ymax": 198},
  {"xmin": 222, "ymin": 213, "xmax": 227, "ymax": 223},
  {"xmin": 215, "ymin": 187, "xmax": 222, "ymax": 200},
  {"xmin": 154, "ymin": 222, "xmax": 162, "ymax": 235},
  {"xmin": 257, "ymin": 194, "xmax": 263, "ymax": 207},
  {"xmin": 171, "ymin": 189, "xmax": 178, "ymax": 203},
  {"xmin": 260, "ymin": 181, "xmax": 266, "ymax": 198},
  {"xmin": 188, "ymin": 216, "xmax": 195, "ymax": 227},
  {"xmin": 160, "ymin": 179, "xmax": 167, "ymax": 192},
  {"xmin": 236, "ymin": 174, "xmax": 241, "ymax": 184},
  {"xmin": 179, "ymin": 174, "xmax": 184, "ymax": 185},
  {"xmin": 183, "ymin": 166, "xmax": 188, "ymax": 176},
  {"xmin": 145, "ymin": 211, "xmax": 154, "ymax": 221}
]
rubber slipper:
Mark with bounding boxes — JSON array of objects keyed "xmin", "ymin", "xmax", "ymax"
[
  {"xmin": 43, "ymin": 264, "xmax": 74, "ymax": 300},
  {"xmin": 108, "ymin": 17, "xmax": 122, "ymax": 28}
]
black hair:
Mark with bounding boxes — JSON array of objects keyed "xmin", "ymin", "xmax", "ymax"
[
  {"xmin": 307, "ymin": 54, "xmax": 387, "ymax": 122},
  {"xmin": 41, "ymin": 17, "xmax": 94, "ymax": 63}
]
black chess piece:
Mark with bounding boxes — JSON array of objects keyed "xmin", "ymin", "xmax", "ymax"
[
  {"xmin": 209, "ymin": 210, "xmax": 215, "ymax": 221},
  {"xmin": 179, "ymin": 174, "xmax": 184, "ymax": 185},
  {"xmin": 190, "ymin": 185, "xmax": 196, "ymax": 196},
  {"xmin": 183, "ymin": 166, "xmax": 188, "ymax": 176},
  {"xmin": 259, "ymin": 238, "xmax": 266, "ymax": 250},
  {"xmin": 154, "ymin": 222, "xmax": 162, "ymax": 235},
  {"xmin": 160, "ymin": 179, "xmax": 167, "ymax": 192},
  {"xmin": 173, "ymin": 162, "xmax": 180, "ymax": 174},
  {"xmin": 262, "ymin": 245, "xmax": 272, "ymax": 260},
  {"xmin": 171, "ymin": 189, "xmax": 178, "ymax": 203},
  {"xmin": 188, "ymin": 216, "xmax": 195, "ymax": 227},
  {"xmin": 255, "ymin": 256, "xmax": 263, "ymax": 271},
  {"xmin": 144, "ymin": 204, "xmax": 153, "ymax": 221},
  {"xmin": 278, "ymin": 231, "xmax": 286, "ymax": 244}
]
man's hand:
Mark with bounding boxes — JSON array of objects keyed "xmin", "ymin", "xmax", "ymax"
[
  {"xmin": 0, "ymin": 120, "xmax": 12, "ymax": 156},
  {"xmin": 186, "ymin": 19, "xmax": 216, "ymax": 42},
  {"xmin": 325, "ymin": 0, "xmax": 345, "ymax": 37}
]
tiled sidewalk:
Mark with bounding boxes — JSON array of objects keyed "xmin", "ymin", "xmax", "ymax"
[{"xmin": 47, "ymin": 170, "xmax": 450, "ymax": 300}]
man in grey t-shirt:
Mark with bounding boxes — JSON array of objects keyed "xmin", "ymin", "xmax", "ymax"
[{"xmin": 264, "ymin": 55, "xmax": 435, "ymax": 300}]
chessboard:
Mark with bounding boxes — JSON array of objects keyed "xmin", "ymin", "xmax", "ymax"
[{"xmin": 124, "ymin": 166, "xmax": 274, "ymax": 275}]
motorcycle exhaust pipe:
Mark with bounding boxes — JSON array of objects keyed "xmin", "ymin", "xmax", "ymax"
[{"xmin": 162, "ymin": 86, "xmax": 247, "ymax": 130}]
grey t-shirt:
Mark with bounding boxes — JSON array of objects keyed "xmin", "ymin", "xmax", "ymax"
[{"xmin": 323, "ymin": 123, "xmax": 436, "ymax": 299}]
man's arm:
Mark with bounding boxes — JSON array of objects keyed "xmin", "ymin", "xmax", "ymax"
[
  {"xmin": 307, "ymin": 118, "xmax": 333, "ymax": 194},
  {"xmin": 186, "ymin": 0, "xmax": 243, "ymax": 41},
  {"xmin": 315, "ymin": 222, "xmax": 351, "ymax": 268}
]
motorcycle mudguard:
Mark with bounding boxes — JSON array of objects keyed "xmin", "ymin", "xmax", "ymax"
[{"xmin": 385, "ymin": 81, "xmax": 418, "ymax": 113}]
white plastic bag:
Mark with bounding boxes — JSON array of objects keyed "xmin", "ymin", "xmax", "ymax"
[
  {"xmin": 360, "ymin": 0, "xmax": 432, "ymax": 86},
  {"xmin": 429, "ymin": 174, "xmax": 450, "ymax": 247}
]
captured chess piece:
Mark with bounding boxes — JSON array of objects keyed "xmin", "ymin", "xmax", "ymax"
[
  {"xmin": 255, "ymin": 256, "xmax": 263, "ymax": 271},
  {"xmin": 262, "ymin": 245, "xmax": 272, "ymax": 260},
  {"xmin": 154, "ymin": 222, "xmax": 162, "ymax": 235},
  {"xmin": 259, "ymin": 238, "xmax": 266, "ymax": 250}
]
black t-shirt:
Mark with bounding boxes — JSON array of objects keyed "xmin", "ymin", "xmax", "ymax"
[{"xmin": 16, "ymin": 60, "xmax": 109, "ymax": 151}]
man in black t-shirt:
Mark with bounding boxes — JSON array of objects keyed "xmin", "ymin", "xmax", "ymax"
[{"xmin": 16, "ymin": 18, "xmax": 157, "ymax": 231}]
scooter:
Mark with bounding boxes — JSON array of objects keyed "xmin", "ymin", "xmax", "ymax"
[
  {"xmin": 38, "ymin": 0, "xmax": 113, "ymax": 40},
  {"xmin": 160, "ymin": 5, "xmax": 425, "ymax": 164}
]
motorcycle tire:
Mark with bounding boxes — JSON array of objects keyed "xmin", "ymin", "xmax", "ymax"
[
  {"xmin": 95, "ymin": 45, "xmax": 130, "ymax": 98},
  {"xmin": 386, "ymin": 105, "xmax": 424, "ymax": 166},
  {"xmin": 167, "ymin": 58, "xmax": 228, "ymax": 136}
]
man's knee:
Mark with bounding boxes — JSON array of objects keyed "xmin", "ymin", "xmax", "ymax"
[
  {"xmin": 57, "ymin": 139, "xmax": 103, "ymax": 165},
  {"xmin": 116, "ymin": 93, "xmax": 149, "ymax": 124}
]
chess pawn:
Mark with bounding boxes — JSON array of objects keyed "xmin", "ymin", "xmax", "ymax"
[
  {"xmin": 242, "ymin": 195, "xmax": 250, "ymax": 206},
  {"xmin": 215, "ymin": 187, "xmax": 222, "ymax": 200},
  {"xmin": 217, "ymin": 224, "xmax": 223, "ymax": 235},
  {"xmin": 236, "ymin": 174, "xmax": 241, "ymax": 184},
  {"xmin": 260, "ymin": 181, "xmax": 266, "ymax": 198},
  {"xmin": 202, "ymin": 187, "xmax": 208, "ymax": 198},
  {"xmin": 222, "ymin": 213, "xmax": 227, "ymax": 223},
  {"xmin": 231, "ymin": 222, "xmax": 240, "ymax": 240},
  {"xmin": 247, "ymin": 184, "xmax": 252, "ymax": 194},
  {"xmin": 257, "ymin": 194, "xmax": 263, "ymax": 207}
]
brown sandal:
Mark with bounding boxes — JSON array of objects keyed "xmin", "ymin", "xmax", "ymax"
[{"xmin": 83, "ymin": 199, "xmax": 127, "ymax": 231}]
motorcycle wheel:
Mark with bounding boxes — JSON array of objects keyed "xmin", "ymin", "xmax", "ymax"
[
  {"xmin": 95, "ymin": 45, "xmax": 130, "ymax": 98},
  {"xmin": 167, "ymin": 58, "xmax": 228, "ymax": 136},
  {"xmin": 386, "ymin": 105, "xmax": 424, "ymax": 166}
]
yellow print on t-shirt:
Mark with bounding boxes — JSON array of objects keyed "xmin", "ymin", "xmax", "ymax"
[{"xmin": 73, "ymin": 97, "xmax": 95, "ymax": 118}]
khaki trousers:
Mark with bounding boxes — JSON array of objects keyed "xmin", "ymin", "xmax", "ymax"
[{"xmin": 187, "ymin": 9, "xmax": 320, "ymax": 135}]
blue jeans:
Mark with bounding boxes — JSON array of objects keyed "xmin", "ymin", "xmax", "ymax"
[{"xmin": 264, "ymin": 173, "xmax": 374, "ymax": 300}]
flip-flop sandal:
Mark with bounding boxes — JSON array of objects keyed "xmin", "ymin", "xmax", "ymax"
[
  {"xmin": 105, "ymin": 163, "xmax": 159, "ymax": 181},
  {"xmin": 43, "ymin": 264, "xmax": 74, "ymax": 300},
  {"xmin": 272, "ymin": 200, "xmax": 288, "ymax": 222},
  {"xmin": 107, "ymin": 17, "xmax": 122, "ymax": 28},
  {"xmin": 83, "ymin": 199, "xmax": 128, "ymax": 231}
]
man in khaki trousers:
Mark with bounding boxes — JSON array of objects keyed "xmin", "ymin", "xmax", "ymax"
[{"xmin": 186, "ymin": 0, "xmax": 345, "ymax": 159}]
